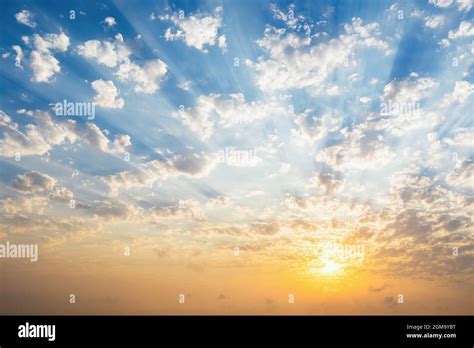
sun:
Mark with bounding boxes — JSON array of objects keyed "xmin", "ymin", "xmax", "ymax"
[{"xmin": 319, "ymin": 259, "xmax": 344, "ymax": 275}]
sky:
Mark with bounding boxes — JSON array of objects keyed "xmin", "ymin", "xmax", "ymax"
[{"xmin": 0, "ymin": 0, "xmax": 473, "ymax": 314}]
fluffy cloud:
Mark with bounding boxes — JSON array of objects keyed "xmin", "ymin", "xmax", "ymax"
[
  {"xmin": 457, "ymin": 0, "xmax": 473, "ymax": 11},
  {"xmin": 291, "ymin": 111, "xmax": 342, "ymax": 145},
  {"xmin": 381, "ymin": 73, "xmax": 438, "ymax": 105},
  {"xmin": 247, "ymin": 17, "xmax": 392, "ymax": 93},
  {"xmin": 173, "ymin": 93, "xmax": 286, "ymax": 140},
  {"xmin": 446, "ymin": 159, "xmax": 474, "ymax": 189},
  {"xmin": 12, "ymin": 171, "xmax": 56, "ymax": 193},
  {"xmin": 307, "ymin": 172, "xmax": 344, "ymax": 195},
  {"xmin": 91, "ymin": 79, "xmax": 124, "ymax": 109},
  {"xmin": 448, "ymin": 21, "xmax": 474, "ymax": 39},
  {"xmin": 104, "ymin": 16, "xmax": 116, "ymax": 26},
  {"xmin": 316, "ymin": 127, "xmax": 396, "ymax": 171},
  {"xmin": 102, "ymin": 153, "xmax": 216, "ymax": 195},
  {"xmin": 15, "ymin": 10, "xmax": 36, "ymax": 28},
  {"xmin": 160, "ymin": 7, "xmax": 226, "ymax": 52},
  {"xmin": 424, "ymin": 15, "xmax": 444, "ymax": 29},
  {"xmin": 26, "ymin": 32, "xmax": 70, "ymax": 83},
  {"xmin": 0, "ymin": 110, "xmax": 131, "ymax": 157},
  {"xmin": 78, "ymin": 34, "xmax": 167, "ymax": 94},
  {"xmin": 77, "ymin": 34, "xmax": 130, "ymax": 67},
  {"xmin": 11, "ymin": 171, "xmax": 74, "ymax": 203},
  {"xmin": 443, "ymin": 81, "xmax": 474, "ymax": 105},
  {"xmin": 429, "ymin": 0, "xmax": 454, "ymax": 8}
]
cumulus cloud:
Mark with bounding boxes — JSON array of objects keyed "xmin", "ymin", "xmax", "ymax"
[
  {"xmin": 446, "ymin": 159, "xmax": 474, "ymax": 189},
  {"xmin": 91, "ymin": 79, "xmax": 124, "ymax": 109},
  {"xmin": 12, "ymin": 171, "xmax": 56, "ymax": 193},
  {"xmin": 0, "ymin": 109, "xmax": 131, "ymax": 157},
  {"xmin": 308, "ymin": 172, "xmax": 344, "ymax": 195},
  {"xmin": 247, "ymin": 17, "xmax": 392, "ymax": 93},
  {"xmin": 15, "ymin": 10, "xmax": 36, "ymax": 28},
  {"xmin": 429, "ymin": 0, "xmax": 454, "ymax": 8},
  {"xmin": 173, "ymin": 93, "xmax": 286, "ymax": 140},
  {"xmin": 381, "ymin": 73, "xmax": 438, "ymax": 106},
  {"xmin": 160, "ymin": 7, "xmax": 226, "ymax": 52},
  {"xmin": 26, "ymin": 32, "xmax": 70, "ymax": 83},
  {"xmin": 448, "ymin": 21, "xmax": 474, "ymax": 39},
  {"xmin": 104, "ymin": 16, "xmax": 117, "ymax": 26},
  {"xmin": 316, "ymin": 127, "xmax": 396, "ymax": 171},
  {"xmin": 102, "ymin": 153, "xmax": 216, "ymax": 195},
  {"xmin": 291, "ymin": 111, "xmax": 342, "ymax": 145},
  {"xmin": 78, "ymin": 34, "xmax": 168, "ymax": 94},
  {"xmin": 424, "ymin": 15, "xmax": 444, "ymax": 29},
  {"xmin": 443, "ymin": 81, "xmax": 474, "ymax": 105}
]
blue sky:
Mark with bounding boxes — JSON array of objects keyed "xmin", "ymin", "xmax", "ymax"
[{"xmin": 0, "ymin": 0, "xmax": 472, "ymax": 314}]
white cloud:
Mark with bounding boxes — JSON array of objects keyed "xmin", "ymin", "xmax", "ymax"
[
  {"xmin": 443, "ymin": 81, "xmax": 474, "ymax": 105},
  {"xmin": 291, "ymin": 111, "xmax": 342, "ymax": 145},
  {"xmin": 424, "ymin": 15, "xmax": 444, "ymax": 29},
  {"xmin": 104, "ymin": 16, "xmax": 117, "ymax": 26},
  {"xmin": 12, "ymin": 171, "xmax": 56, "ymax": 193},
  {"xmin": 173, "ymin": 94, "xmax": 286, "ymax": 140},
  {"xmin": 0, "ymin": 109, "xmax": 131, "ymax": 157},
  {"xmin": 102, "ymin": 153, "xmax": 216, "ymax": 195},
  {"xmin": 457, "ymin": 0, "xmax": 473, "ymax": 11},
  {"xmin": 77, "ymin": 34, "xmax": 130, "ymax": 68},
  {"xmin": 15, "ymin": 10, "xmax": 36, "ymax": 28},
  {"xmin": 91, "ymin": 79, "xmax": 124, "ymax": 109},
  {"xmin": 381, "ymin": 73, "xmax": 438, "ymax": 105},
  {"xmin": 178, "ymin": 80, "xmax": 192, "ymax": 90},
  {"xmin": 28, "ymin": 32, "xmax": 70, "ymax": 83},
  {"xmin": 247, "ymin": 18, "xmax": 392, "ymax": 93},
  {"xmin": 78, "ymin": 34, "xmax": 168, "ymax": 94},
  {"xmin": 429, "ymin": 0, "xmax": 454, "ymax": 8},
  {"xmin": 160, "ymin": 7, "xmax": 225, "ymax": 52},
  {"xmin": 307, "ymin": 172, "xmax": 344, "ymax": 195},
  {"xmin": 115, "ymin": 59, "xmax": 167, "ymax": 94},
  {"xmin": 448, "ymin": 21, "xmax": 474, "ymax": 39},
  {"xmin": 446, "ymin": 159, "xmax": 474, "ymax": 189}
]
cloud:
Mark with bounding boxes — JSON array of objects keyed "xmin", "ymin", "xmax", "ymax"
[
  {"xmin": 173, "ymin": 93, "xmax": 286, "ymax": 140},
  {"xmin": 424, "ymin": 15, "xmax": 444, "ymax": 29},
  {"xmin": 78, "ymin": 34, "xmax": 168, "ymax": 94},
  {"xmin": 316, "ymin": 127, "xmax": 396, "ymax": 171},
  {"xmin": 15, "ymin": 10, "xmax": 36, "ymax": 28},
  {"xmin": 446, "ymin": 159, "xmax": 474, "ymax": 190},
  {"xmin": 160, "ymin": 7, "xmax": 226, "ymax": 52},
  {"xmin": 443, "ymin": 81, "xmax": 474, "ymax": 105},
  {"xmin": 381, "ymin": 73, "xmax": 438, "ymax": 105},
  {"xmin": 27, "ymin": 32, "xmax": 70, "ymax": 83},
  {"xmin": 429, "ymin": 0, "xmax": 454, "ymax": 8},
  {"xmin": 12, "ymin": 171, "xmax": 56, "ymax": 193},
  {"xmin": 457, "ymin": 0, "xmax": 473, "ymax": 11},
  {"xmin": 0, "ymin": 109, "xmax": 131, "ymax": 157},
  {"xmin": 448, "ymin": 21, "xmax": 474, "ymax": 39},
  {"xmin": 291, "ymin": 111, "xmax": 342, "ymax": 145},
  {"xmin": 307, "ymin": 172, "xmax": 344, "ymax": 195},
  {"xmin": 115, "ymin": 59, "xmax": 168, "ymax": 94},
  {"xmin": 247, "ymin": 17, "xmax": 392, "ymax": 93},
  {"xmin": 102, "ymin": 153, "xmax": 216, "ymax": 195},
  {"xmin": 104, "ymin": 16, "xmax": 117, "ymax": 26},
  {"xmin": 77, "ymin": 34, "xmax": 130, "ymax": 68},
  {"xmin": 91, "ymin": 79, "xmax": 124, "ymax": 109}
]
